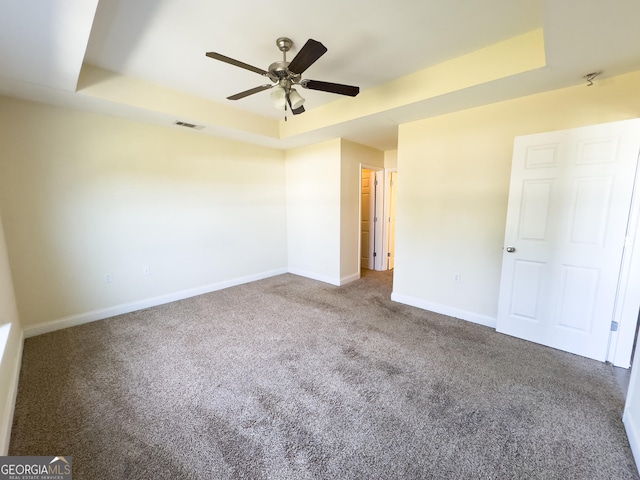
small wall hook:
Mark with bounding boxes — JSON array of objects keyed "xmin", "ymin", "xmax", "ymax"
[{"xmin": 584, "ymin": 71, "xmax": 602, "ymax": 86}]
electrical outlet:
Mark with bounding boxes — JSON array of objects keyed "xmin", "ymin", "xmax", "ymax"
[
  {"xmin": 453, "ymin": 272, "xmax": 461, "ymax": 283},
  {"xmin": 104, "ymin": 273, "xmax": 113, "ymax": 284},
  {"xmin": 143, "ymin": 266, "xmax": 151, "ymax": 276}
]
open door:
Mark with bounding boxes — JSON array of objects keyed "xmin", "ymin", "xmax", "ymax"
[{"xmin": 496, "ymin": 119, "xmax": 640, "ymax": 362}]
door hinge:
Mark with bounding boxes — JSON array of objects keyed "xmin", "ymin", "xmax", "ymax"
[
  {"xmin": 373, "ymin": 252, "xmax": 377, "ymax": 257},
  {"xmin": 387, "ymin": 252, "xmax": 391, "ymax": 257},
  {"xmin": 611, "ymin": 321, "xmax": 619, "ymax": 332},
  {"xmin": 375, "ymin": 179, "xmax": 378, "ymax": 186}
]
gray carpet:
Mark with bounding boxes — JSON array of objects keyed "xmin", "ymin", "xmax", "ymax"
[{"xmin": 10, "ymin": 270, "xmax": 640, "ymax": 479}]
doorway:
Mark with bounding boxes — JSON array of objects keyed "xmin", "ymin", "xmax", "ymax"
[{"xmin": 360, "ymin": 167, "xmax": 384, "ymax": 271}]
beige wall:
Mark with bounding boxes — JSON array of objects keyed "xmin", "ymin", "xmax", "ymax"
[
  {"xmin": 340, "ymin": 140, "xmax": 384, "ymax": 282},
  {"xmin": 0, "ymin": 96, "xmax": 287, "ymax": 329},
  {"xmin": 285, "ymin": 139, "xmax": 342, "ymax": 284},
  {"xmin": 384, "ymin": 150, "xmax": 398, "ymax": 170},
  {"xmin": 0, "ymin": 213, "xmax": 20, "ymax": 338},
  {"xmin": 0, "ymin": 213, "xmax": 22, "ymax": 454},
  {"xmin": 393, "ymin": 71, "xmax": 640, "ymax": 322},
  {"xmin": 285, "ymin": 138, "xmax": 384, "ymax": 285},
  {"xmin": 0, "ymin": 95, "xmax": 385, "ymax": 332}
]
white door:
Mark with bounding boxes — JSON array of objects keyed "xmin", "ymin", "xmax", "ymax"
[
  {"xmin": 373, "ymin": 170, "xmax": 384, "ymax": 271},
  {"xmin": 387, "ymin": 171, "xmax": 398, "ymax": 270},
  {"xmin": 496, "ymin": 119, "xmax": 640, "ymax": 362}
]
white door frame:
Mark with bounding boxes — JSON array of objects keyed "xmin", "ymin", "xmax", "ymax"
[
  {"xmin": 382, "ymin": 168, "xmax": 398, "ymax": 270},
  {"xmin": 359, "ymin": 164, "xmax": 385, "ymax": 272},
  {"xmin": 609, "ymin": 147, "xmax": 640, "ymax": 367}
]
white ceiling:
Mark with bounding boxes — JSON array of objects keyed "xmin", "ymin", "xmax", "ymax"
[
  {"xmin": 1, "ymin": 0, "xmax": 639, "ymax": 151},
  {"xmin": 84, "ymin": 0, "xmax": 542, "ymax": 118}
]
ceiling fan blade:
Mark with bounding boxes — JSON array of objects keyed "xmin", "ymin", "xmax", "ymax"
[
  {"xmin": 301, "ymin": 79, "xmax": 360, "ymax": 97},
  {"xmin": 287, "ymin": 39, "xmax": 327, "ymax": 74},
  {"xmin": 227, "ymin": 84, "xmax": 273, "ymax": 100},
  {"xmin": 206, "ymin": 52, "xmax": 268, "ymax": 76}
]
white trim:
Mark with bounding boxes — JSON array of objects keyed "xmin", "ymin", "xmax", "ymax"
[
  {"xmin": 0, "ymin": 327, "xmax": 23, "ymax": 455},
  {"xmin": 340, "ymin": 272, "xmax": 360, "ymax": 285},
  {"xmin": 609, "ymin": 143, "xmax": 640, "ymax": 367},
  {"xmin": 383, "ymin": 168, "xmax": 398, "ymax": 271},
  {"xmin": 287, "ymin": 268, "xmax": 341, "ymax": 286},
  {"xmin": 23, "ymin": 268, "xmax": 288, "ymax": 338},
  {"xmin": 624, "ymin": 409, "xmax": 640, "ymax": 476},
  {"xmin": 623, "ymin": 328, "xmax": 640, "ymax": 476},
  {"xmin": 391, "ymin": 292, "xmax": 497, "ymax": 328}
]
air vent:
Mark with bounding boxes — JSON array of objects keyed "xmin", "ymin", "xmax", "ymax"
[{"xmin": 174, "ymin": 121, "xmax": 204, "ymax": 130}]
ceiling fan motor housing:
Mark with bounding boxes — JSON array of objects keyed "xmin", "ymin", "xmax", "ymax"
[
  {"xmin": 268, "ymin": 38, "xmax": 302, "ymax": 86},
  {"xmin": 268, "ymin": 60, "xmax": 302, "ymax": 90},
  {"xmin": 268, "ymin": 61, "xmax": 291, "ymax": 81}
]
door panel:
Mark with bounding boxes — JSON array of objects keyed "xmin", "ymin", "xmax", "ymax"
[
  {"xmin": 554, "ymin": 266, "xmax": 598, "ymax": 332},
  {"xmin": 510, "ymin": 260, "xmax": 545, "ymax": 321},
  {"xmin": 497, "ymin": 119, "xmax": 640, "ymax": 361},
  {"xmin": 519, "ymin": 180, "xmax": 553, "ymax": 240},
  {"xmin": 568, "ymin": 177, "xmax": 613, "ymax": 245}
]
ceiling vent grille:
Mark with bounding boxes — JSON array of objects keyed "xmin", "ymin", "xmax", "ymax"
[{"xmin": 174, "ymin": 120, "xmax": 204, "ymax": 130}]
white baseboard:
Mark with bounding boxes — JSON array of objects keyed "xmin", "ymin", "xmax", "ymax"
[
  {"xmin": 340, "ymin": 272, "xmax": 360, "ymax": 285},
  {"xmin": 287, "ymin": 268, "xmax": 341, "ymax": 286},
  {"xmin": 0, "ymin": 326, "xmax": 24, "ymax": 455},
  {"xmin": 624, "ymin": 409, "xmax": 640, "ymax": 476},
  {"xmin": 23, "ymin": 268, "xmax": 288, "ymax": 338},
  {"xmin": 390, "ymin": 292, "xmax": 497, "ymax": 329}
]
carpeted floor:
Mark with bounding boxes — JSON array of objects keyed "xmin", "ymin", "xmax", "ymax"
[{"xmin": 10, "ymin": 270, "xmax": 640, "ymax": 479}]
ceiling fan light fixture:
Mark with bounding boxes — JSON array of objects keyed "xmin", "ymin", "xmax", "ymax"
[
  {"xmin": 270, "ymin": 86, "xmax": 287, "ymax": 109},
  {"xmin": 289, "ymin": 88, "xmax": 305, "ymax": 109}
]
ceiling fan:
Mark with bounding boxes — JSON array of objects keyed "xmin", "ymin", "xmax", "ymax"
[{"xmin": 205, "ymin": 37, "xmax": 359, "ymax": 116}]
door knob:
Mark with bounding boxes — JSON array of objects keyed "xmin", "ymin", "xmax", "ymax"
[{"xmin": 506, "ymin": 246, "xmax": 516, "ymax": 253}]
